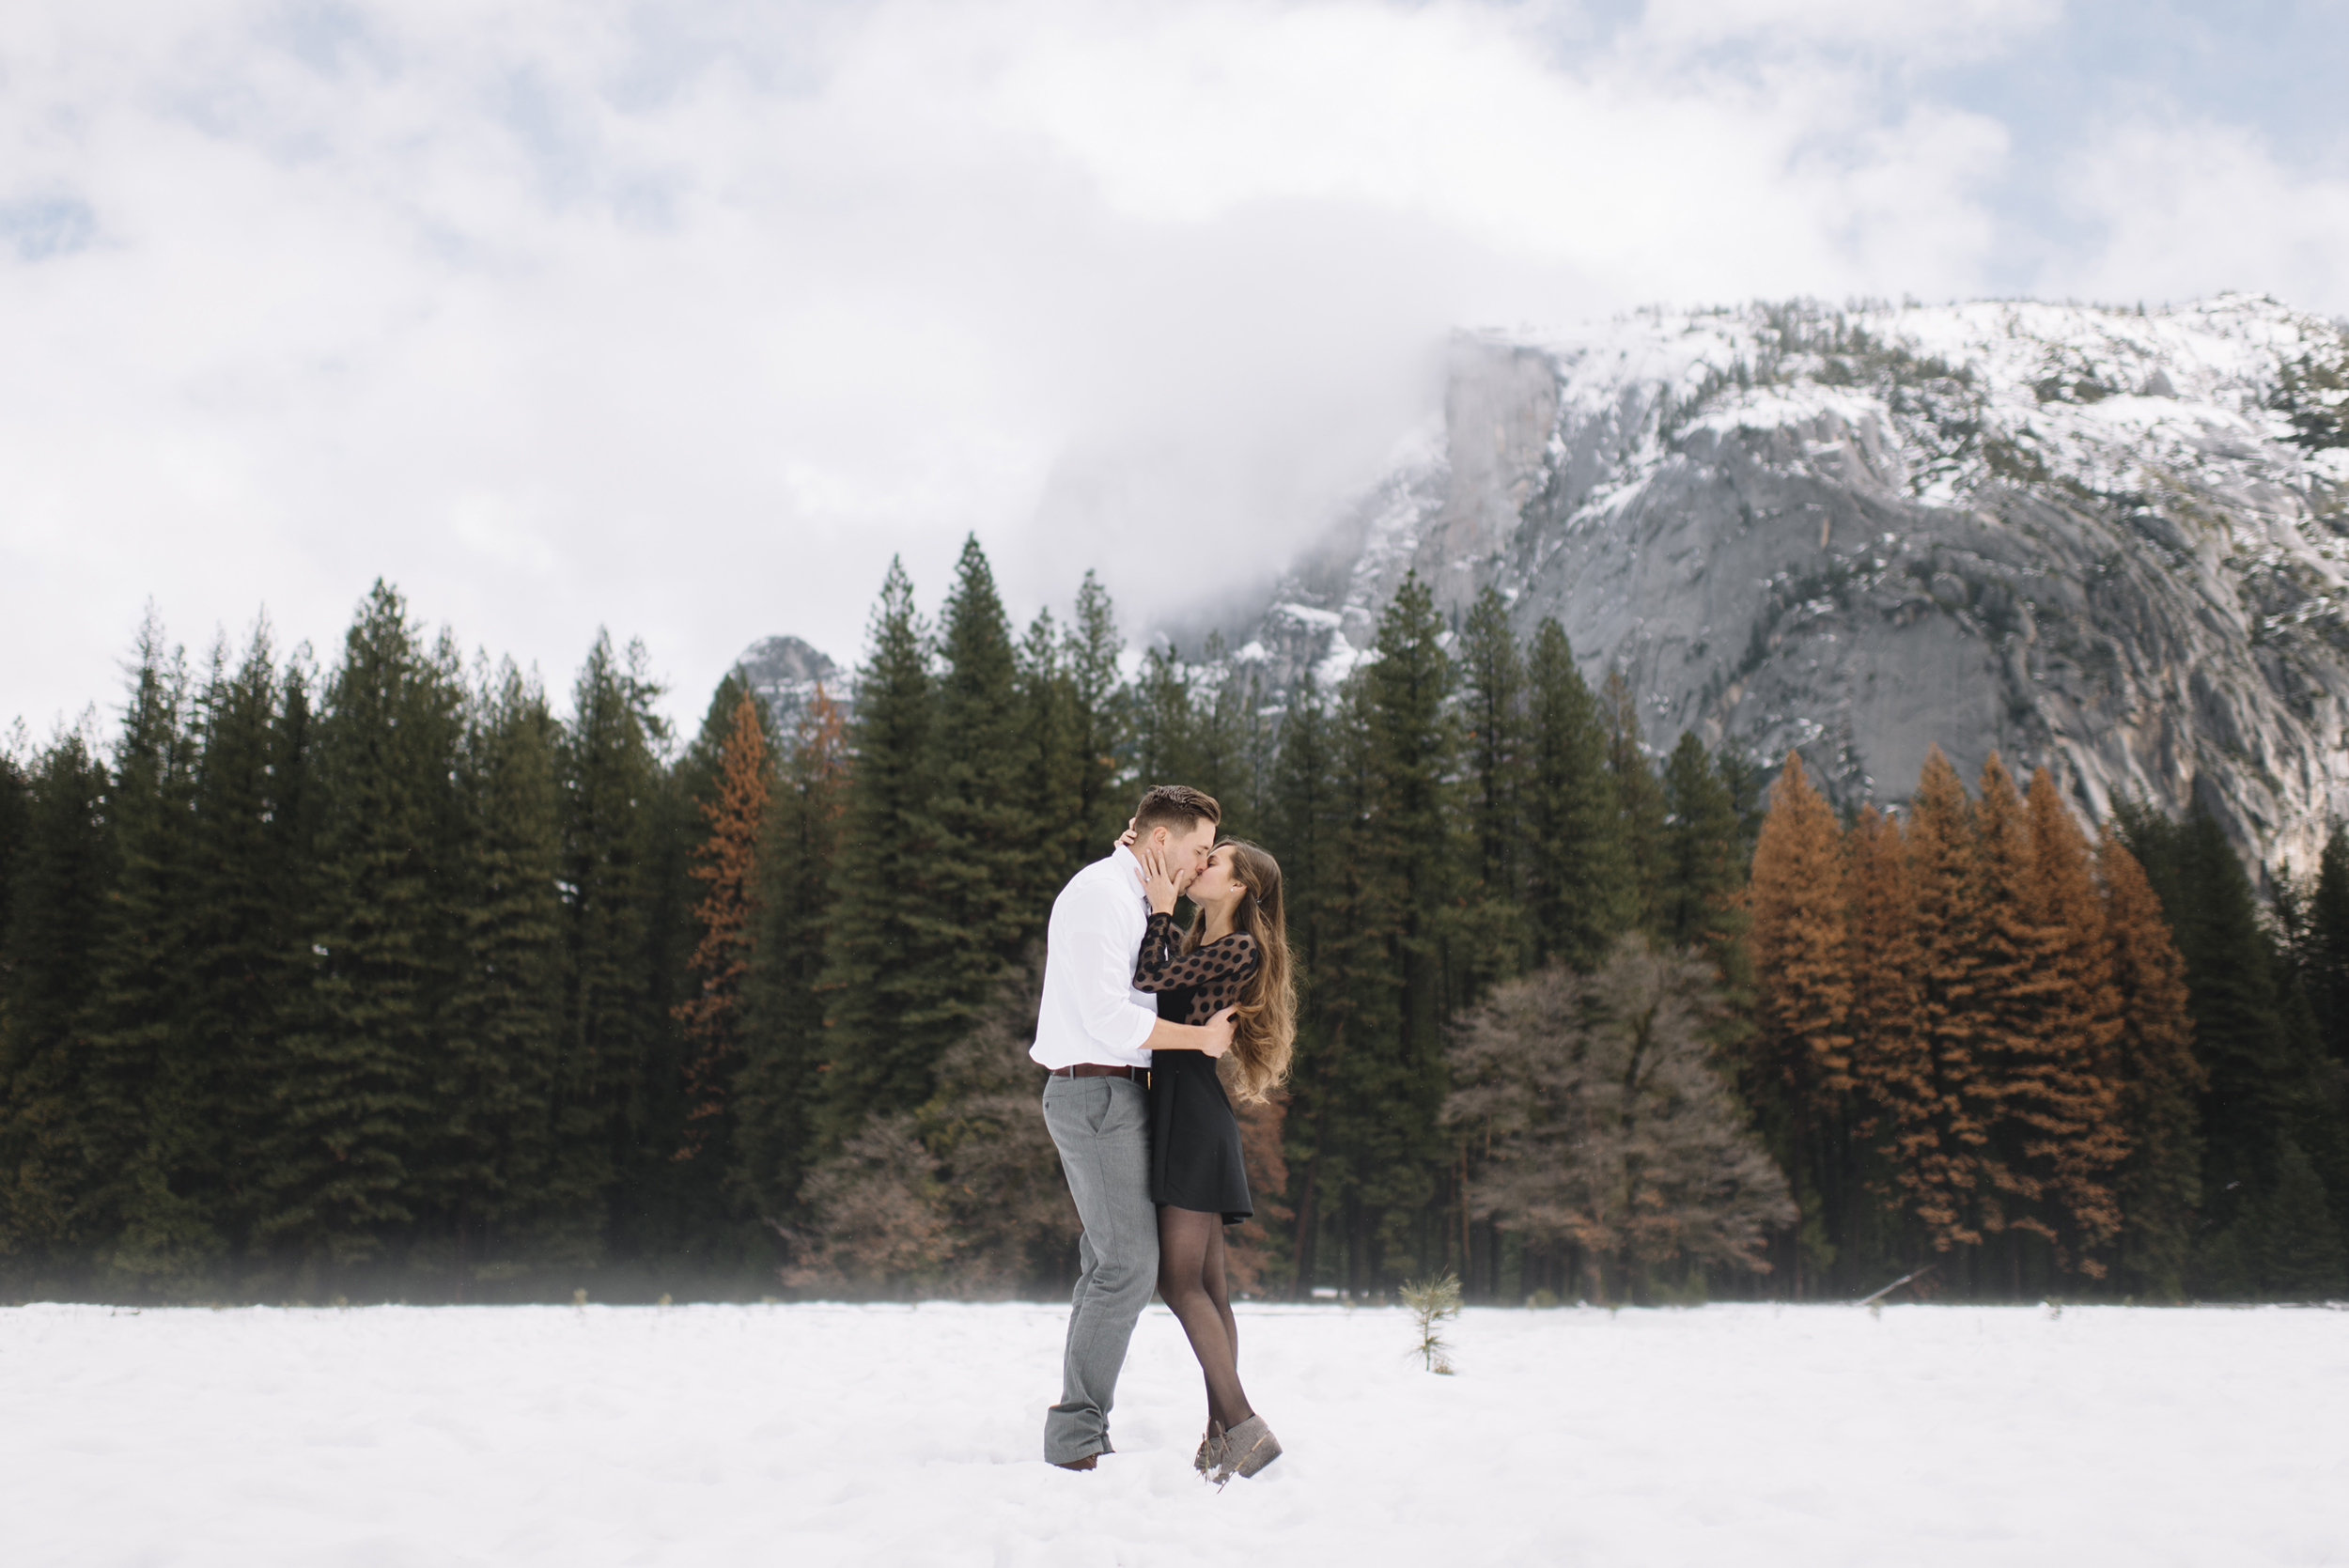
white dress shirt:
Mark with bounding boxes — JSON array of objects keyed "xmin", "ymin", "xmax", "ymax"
[{"xmin": 1029, "ymin": 849, "xmax": 1159, "ymax": 1070}]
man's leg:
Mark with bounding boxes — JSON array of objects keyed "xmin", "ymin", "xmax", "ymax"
[{"xmin": 1041, "ymin": 1075, "xmax": 1158, "ymax": 1465}]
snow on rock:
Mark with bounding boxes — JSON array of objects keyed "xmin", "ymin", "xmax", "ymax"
[
  {"xmin": 1248, "ymin": 295, "xmax": 2349, "ymax": 869},
  {"xmin": 3, "ymin": 1301, "xmax": 2342, "ymax": 1566}
]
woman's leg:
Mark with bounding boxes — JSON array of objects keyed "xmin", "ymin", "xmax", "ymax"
[
  {"xmin": 1203, "ymin": 1217, "xmax": 1238, "ymax": 1375},
  {"xmin": 1158, "ymin": 1205, "xmax": 1253, "ymax": 1431}
]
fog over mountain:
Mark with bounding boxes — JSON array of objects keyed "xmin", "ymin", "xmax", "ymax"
[{"xmin": 751, "ymin": 293, "xmax": 2349, "ymax": 872}]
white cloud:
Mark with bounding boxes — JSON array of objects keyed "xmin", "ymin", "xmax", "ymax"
[
  {"xmin": 1637, "ymin": 0, "xmax": 2059, "ymax": 56},
  {"xmin": 2048, "ymin": 114, "xmax": 2349, "ymax": 312},
  {"xmin": 0, "ymin": 0, "xmax": 2328, "ymax": 740}
]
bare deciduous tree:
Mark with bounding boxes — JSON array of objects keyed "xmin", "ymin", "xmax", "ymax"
[
  {"xmin": 777, "ymin": 952, "xmax": 1079, "ymax": 1297},
  {"xmin": 775, "ymin": 1115, "xmax": 956, "ymax": 1296},
  {"xmin": 1446, "ymin": 936, "xmax": 1795, "ymax": 1302}
]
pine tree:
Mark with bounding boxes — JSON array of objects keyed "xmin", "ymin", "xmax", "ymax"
[
  {"xmin": 1268, "ymin": 669, "xmax": 1338, "ymax": 979},
  {"xmin": 1520, "ymin": 619, "xmax": 1627, "ymax": 970},
  {"xmin": 1063, "ymin": 571, "xmax": 1128, "ymax": 856},
  {"xmin": 1188, "ymin": 633, "xmax": 1254, "ymax": 838},
  {"xmin": 0, "ymin": 735, "xmax": 23, "ymax": 1190},
  {"xmin": 0, "ymin": 732, "xmax": 116, "ymax": 1263},
  {"xmin": 1016, "ymin": 608, "xmax": 1083, "ymax": 901},
  {"xmin": 1456, "ymin": 587, "xmax": 1524, "ymax": 923},
  {"xmin": 1303, "ymin": 671, "xmax": 1406, "ymax": 1295},
  {"xmin": 2117, "ymin": 810, "xmax": 2295, "ymax": 1255},
  {"xmin": 1331, "ymin": 574, "xmax": 1456, "ymax": 1289},
  {"xmin": 103, "ymin": 628, "xmax": 299, "ymax": 1289},
  {"xmin": 548, "ymin": 629, "xmax": 669, "ymax": 1264},
  {"xmin": 261, "ymin": 583, "xmax": 464, "ymax": 1270},
  {"xmin": 435, "ymin": 661, "xmax": 566, "ymax": 1269},
  {"xmin": 1268, "ymin": 668, "xmax": 1343, "ymax": 1295},
  {"xmin": 180, "ymin": 629, "xmax": 303, "ymax": 1266},
  {"xmin": 674, "ymin": 688, "xmax": 770, "ymax": 1163},
  {"xmin": 626, "ymin": 677, "xmax": 717, "ymax": 1262},
  {"xmin": 0, "ymin": 733, "xmax": 27, "ymax": 1024},
  {"xmin": 2305, "ymin": 820, "xmax": 2349, "ymax": 1062},
  {"xmin": 2254, "ymin": 1138, "xmax": 2346, "ymax": 1297},
  {"xmin": 822, "ymin": 559, "xmax": 943, "ymax": 1135},
  {"xmin": 1129, "ymin": 643, "xmax": 1197, "ymax": 789},
  {"xmin": 1745, "ymin": 752, "xmax": 1851, "ymax": 1294},
  {"xmin": 2019, "ymin": 768, "xmax": 2126, "ymax": 1280},
  {"xmin": 2097, "ymin": 829, "xmax": 2202, "ymax": 1299},
  {"xmin": 737, "ymin": 686, "xmax": 848, "ymax": 1220},
  {"xmin": 84, "ymin": 620, "xmax": 211, "ymax": 1288},
  {"xmin": 1718, "ymin": 750, "xmax": 1771, "ymax": 866},
  {"xmin": 1373, "ymin": 578, "xmax": 1459, "ymax": 1061},
  {"xmin": 927, "ymin": 537, "xmax": 1037, "ymax": 1031},
  {"xmin": 1448, "ymin": 588, "xmax": 1529, "ymax": 996},
  {"xmin": 1657, "ymin": 732, "xmax": 1749, "ymax": 970},
  {"xmin": 1600, "ymin": 666, "xmax": 1667, "ymax": 931},
  {"xmin": 1242, "ymin": 668, "xmax": 1279, "ymax": 843}
]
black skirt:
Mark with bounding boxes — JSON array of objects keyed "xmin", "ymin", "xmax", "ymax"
[{"xmin": 1148, "ymin": 986, "xmax": 1252, "ymax": 1223}]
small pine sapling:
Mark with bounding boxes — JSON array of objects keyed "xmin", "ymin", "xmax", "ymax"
[{"xmin": 1401, "ymin": 1272, "xmax": 1462, "ymax": 1374}]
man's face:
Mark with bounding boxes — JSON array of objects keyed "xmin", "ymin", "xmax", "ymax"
[{"xmin": 1166, "ymin": 819, "xmax": 1217, "ymax": 892}]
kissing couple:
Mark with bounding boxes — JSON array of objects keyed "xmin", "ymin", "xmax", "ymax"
[{"xmin": 1030, "ymin": 784, "xmax": 1296, "ymax": 1483}]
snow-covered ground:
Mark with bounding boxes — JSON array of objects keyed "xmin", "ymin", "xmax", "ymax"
[{"xmin": 4, "ymin": 1299, "xmax": 2343, "ymax": 1566}]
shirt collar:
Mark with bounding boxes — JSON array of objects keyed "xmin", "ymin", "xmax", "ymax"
[{"xmin": 1116, "ymin": 846, "xmax": 1149, "ymax": 902}]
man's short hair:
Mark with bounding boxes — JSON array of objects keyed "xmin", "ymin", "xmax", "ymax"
[{"xmin": 1131, "ymin": 784, "xmax": 1221, "ymax": 839}]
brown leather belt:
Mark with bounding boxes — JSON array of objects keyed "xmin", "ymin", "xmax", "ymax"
[{"xmin": 1050, "ymin": 1063, "xmax": 1143, "ymax": 1080}]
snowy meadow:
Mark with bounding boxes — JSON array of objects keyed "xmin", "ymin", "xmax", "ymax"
[{"xmin": 5, "ymin": 1300, "xmax": 2343, "ymax": 1567}]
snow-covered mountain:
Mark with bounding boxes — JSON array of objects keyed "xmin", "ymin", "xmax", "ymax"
[
  {"xmin": 734, "ymin": 635, "xmax": 843, "ymax": 733},
  {"xmin": 1236, "ymin": 294, "xmax": 2349, "ymax": 871}
]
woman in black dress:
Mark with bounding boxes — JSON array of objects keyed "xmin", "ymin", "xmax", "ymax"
[{"xmin": 1132, "ymin": 836, "xmax": 1296, "ymax": 1483}]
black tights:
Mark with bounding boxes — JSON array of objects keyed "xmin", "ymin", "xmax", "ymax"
[{"xmin": 1158, "ymin": 1205, "xmax": 1252, "ymax": 1432}]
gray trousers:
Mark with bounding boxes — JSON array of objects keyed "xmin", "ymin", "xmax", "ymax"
[{"xmin": 1041, "ymin": 1073, "xmax": 1159, "ymax": 1464}]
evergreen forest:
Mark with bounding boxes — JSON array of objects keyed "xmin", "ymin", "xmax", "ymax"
[{"xmin": 3, "ymin": 541, "xmax": 2344, "ymax": 1304}]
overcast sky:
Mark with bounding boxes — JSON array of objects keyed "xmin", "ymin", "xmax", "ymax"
[{"xmin": 4, "ymin": 0, "xmax": 2345, "ymax": 740}]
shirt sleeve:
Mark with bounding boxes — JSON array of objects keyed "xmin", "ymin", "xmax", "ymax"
[
  {"xmin": 1051, "ymin": 881, "xmax": 1159, "ymax": 1054},
  {"xmin": 1134, "ymin": 928, "xmax": 1259, "ymax": 994}
]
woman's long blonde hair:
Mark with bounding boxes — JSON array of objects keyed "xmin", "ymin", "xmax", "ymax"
[{"xmin": 1179, "ymin": 838, "xmax": 1296, "ymax": 1102}]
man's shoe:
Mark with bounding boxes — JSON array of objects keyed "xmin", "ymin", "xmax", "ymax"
[{"xmin": 1051, "ymin": 1453, "xmax": 1098, "ymax": 1471}]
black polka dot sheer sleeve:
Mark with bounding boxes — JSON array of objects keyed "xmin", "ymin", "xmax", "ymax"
[{"xmin": 1133, "ymin": 914, "xmax": 1262, "ymax": 1022}]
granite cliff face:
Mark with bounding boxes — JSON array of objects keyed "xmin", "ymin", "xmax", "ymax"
[{"xmin": 1235, "ymin": 295, "xmax": 2349, "ymax": 872}]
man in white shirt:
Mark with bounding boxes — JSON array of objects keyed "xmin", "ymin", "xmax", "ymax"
[{"xmin": 1034, "ymin": 784, "xmax": 1234, "ymax": 1470}]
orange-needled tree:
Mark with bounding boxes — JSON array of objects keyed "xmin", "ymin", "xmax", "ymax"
[
  {"xmin": 1882, "ymin": 748, "xmax": 1994, "ymax": 1270},
  {"xmin": 1969, "ymin": 755, "xmax": 2065, "ymax": 1279},
  {"xmin": 2021, "ymin": 768, "xmax": 2127, "ymax": 1280},
  {"xmin": 1843, "ymin": 801, "xmax": 1921, "ymax": 1277},
  {"xmin": 674, "ymin": 688, "xmax": 771, "ymax": 1161},
  {"xmin": 1746, "ymin": 752, "xmax": 1852, "ymax": 1294}
]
